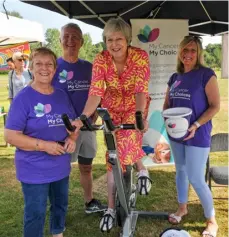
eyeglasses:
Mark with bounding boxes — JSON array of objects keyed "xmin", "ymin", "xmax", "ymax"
[
  {"xmin": 184, "ymin": 35, "xmax": 203, "ymax": 42},
  {"xmin": 17, "ymin": 58, "xmax": 25, "ymax": 62}
]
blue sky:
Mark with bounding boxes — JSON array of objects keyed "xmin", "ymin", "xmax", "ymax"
[{"xmin": 0, "ymin": 0, "xmax": 222, "ymax": 46}]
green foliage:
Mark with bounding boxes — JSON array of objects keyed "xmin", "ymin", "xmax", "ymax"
[
  {"xmin": 95, "ymin": 41, "xmax": 106, "ymax": 50},
  {"xmin": 44, "ymin": 28, "xmax": 62, "ymax": 58},
  {"xmin": 5, "ymin": 11, "xmax": 23, "ymax": 18},
  {"xmin": 79, "ymin": 34, "xmax": 103, "ymax": 63},
  {"xmin": 0, "ymin": 71, "xmax": 8, "ymax": 75},
  {"xmin": 204, "ymin": 43, "xmax": 222, "ymax": 69},
  {"xmin": 29, "ymin": 42, "xmax": 42, "ymax": 52}
]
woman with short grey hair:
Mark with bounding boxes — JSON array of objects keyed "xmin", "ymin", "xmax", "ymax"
[
  {"xmin": 102, "ymin": 17, "xmax": 132, "ymax": 45},
  {"xmin": 72, "ymin": 17, "xmax": 152, "ymax": 232}
]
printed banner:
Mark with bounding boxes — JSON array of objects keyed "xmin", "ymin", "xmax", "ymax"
[
  {"xmin": 131, "ymin": 19, "xmax": 188, "ymax": 167},
  {"xmin": 0, "ymin": 42, "xmax": 30, "ymax": 71}
]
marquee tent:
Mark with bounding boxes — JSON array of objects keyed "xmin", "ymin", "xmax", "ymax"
[
  {"xmin": 0, "ymin": 12, "xmax": 44, "ymax": 46},
  {"xmin": 22, "ymin": 0, "xmax": 228, "ymax": 36}
]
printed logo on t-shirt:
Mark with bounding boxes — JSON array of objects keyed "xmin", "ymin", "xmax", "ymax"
[
  {"xmin": 34, "ymin": 102, "xmax": 65, "ymax": 127},
  {"xmin": 170, "ymin": 80, "xmax": 181, "ymax": 91},
  {"xmin": 34, "ymin": 103, "xmax": 52, "ymax": 117},
  {"xmin": 58, "ymin": 70, "xmax": 74, "ymax": 83},
  {"xmin": 170, "ymin": 80, "xmax": 191, "ymax": 100},
  {"xmin": 59, "ymin": 69, "xmax": 90, "ymax": 91}
]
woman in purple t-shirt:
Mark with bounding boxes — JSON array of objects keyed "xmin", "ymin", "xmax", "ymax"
[
  {"xmin": 4, "ymin": 48, "xmax": 78, "ymax": 237},
  {"xmin": 163, "ymin": 36, "xmax": 220, "ymax": 237}
]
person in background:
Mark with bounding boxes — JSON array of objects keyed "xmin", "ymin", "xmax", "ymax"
[
  {"xmin": 71, "ymin": 18, "xmax": 152, "ymax": 232},
  {"xmin": 8, "ymin": 52, "xmax": 32, "ymax": 103},
  {"xmin": 163, "ymin": 36, "xmax": 220, "ymax": 237},
  {"xmin": 4, "ymin": 47, "xmax": 78, "ymax": 237},
  {"xmin": 6, "ymin": 57, "xmax": 15, "ymax": 70},
  {"xmin": 52, "ymin": 23, "xmax": 106, "ymax": 214},
  {"xmin": 23, "ymin": 54, "xmax": 30, "ymax": 69}
]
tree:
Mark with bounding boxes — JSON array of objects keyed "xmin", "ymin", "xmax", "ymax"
[
  {"xmin": 95, "ymin": 42, "xmax": 106, "ymax": 50},
  {"xmin": 44, "ymin": 28, "xmax": 62, "ymax": 58},
  {"xmin": 204, "ymin": 43, "xmax": 222, "ymax": 69},
  {"xmin": 79, "ymin": 34, "xmax": 103, "ymax": 62},
  {"xmin": 29, "ymin": 42, "xmax": 42, "ymax": 52},
  {"xmin": 6, "ymin": 11, "xmax": 23, "ymax": 18}
]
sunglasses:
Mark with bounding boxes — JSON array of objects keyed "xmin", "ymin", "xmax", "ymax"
[
  {"xmin": 17, "ymin": 58, "xmax": 25, "ymax": 62},
  {"xmin": 184, "ymin": 35, "xmax": 203, "ymax": 42}
]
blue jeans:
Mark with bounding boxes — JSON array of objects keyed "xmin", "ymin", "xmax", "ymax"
[
  {"xmin": 21, "ymin": 176, "xmax": 69, "ymax": 237},
  {"xmin": 170, "ymin": 141, "xmax": 215, "ymax": 218}
]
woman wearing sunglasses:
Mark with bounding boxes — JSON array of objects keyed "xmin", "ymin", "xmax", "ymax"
[
  {"xmin": 163, "ymin": 36, "xmax": 220, "ymax": 237},
  {"xmin": 8, "ymin": 52, "xmax": 33, "ymax": 103}
]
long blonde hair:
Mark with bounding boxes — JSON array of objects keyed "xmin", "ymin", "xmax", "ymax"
[{"xmin": 177, "ymin": 36, "xmax": 205, "ymax": 73}]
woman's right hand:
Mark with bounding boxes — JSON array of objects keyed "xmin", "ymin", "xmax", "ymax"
[
  {"xmin": 43, "ymin": 141, "xmax": 66, "ymax": 155},
  {"xmin": 71, "ymin": 119, "xmax": 83, "ymax": 134}
]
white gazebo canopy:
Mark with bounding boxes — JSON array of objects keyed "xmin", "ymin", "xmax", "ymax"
[{"xmin": 0, "ymin": 12, "xmax": 44, "ymax": 46}]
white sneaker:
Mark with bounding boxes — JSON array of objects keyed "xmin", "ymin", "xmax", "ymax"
[
  {"xmin": 99, "ymin": 208, "xmax": 115, "ymax": 232},
  {"xmin": 137, "ymin": 169, "xmax": 152, "ymax": 195}
]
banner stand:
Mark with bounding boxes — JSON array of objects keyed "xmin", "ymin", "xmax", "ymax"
[{"xmin": 131, "ymin": 19, "xmax": 189, "ymax": 168}]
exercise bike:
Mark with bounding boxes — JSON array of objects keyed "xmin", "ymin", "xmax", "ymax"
[{"xmin": 62, "ymin": 108, "xmax": 169, "ymax": 237}]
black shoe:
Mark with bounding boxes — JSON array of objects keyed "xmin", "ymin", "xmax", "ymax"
[{"xmin": 85, "ymin": 198, "xmax": 107, "ymax": 214}]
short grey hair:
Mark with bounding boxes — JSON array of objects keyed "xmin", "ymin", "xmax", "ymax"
[
  {"xmin": 103, "ymin": 18, "xmax": 132, "ymax": 45},
  {"xmin": 60, "ymin": 23, "xmax": 82, "ymax": 38}
]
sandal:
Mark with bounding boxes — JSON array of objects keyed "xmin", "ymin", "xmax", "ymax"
[
  {"xmin": 202, "ymin": 230, "xmax": 217, "ymax": 237},
  {"xmin": 202, "ymin": 221, "xmax": 218, "ymax": 237},
  {"xmin": 99, "ymin": 209, "xmax": 115, "ymax": 232},
  {"xmin": 168, "ymin": 213, "xmax": 186, "ymax": 225}
]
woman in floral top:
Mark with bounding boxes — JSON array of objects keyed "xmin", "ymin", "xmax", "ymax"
[{"xmin": 72, "ymin": 18, "xmax": 151, "ymax": 231}]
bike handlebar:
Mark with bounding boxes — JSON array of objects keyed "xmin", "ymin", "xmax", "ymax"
[
  {"xmin": 135, "ymin": 111, "xmax": 144, "ymax": 131},
  {"xmin": 61, "ymin": 114, "xmax": 76, "ymax": 132},
  {"xmin": 62, "ymin": 108, "xmax": 144, "ymax": 132}
]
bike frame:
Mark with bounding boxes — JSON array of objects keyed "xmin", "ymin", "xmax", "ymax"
[
  {"xmin": 62, "ymin": 109, "xmax": 169, "ymax": 237},
  {"xmin": 97, "ymin": 109, "xmax": 169, "ymax": 237}
]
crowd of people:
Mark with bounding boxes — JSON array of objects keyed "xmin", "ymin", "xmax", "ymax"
[{"xmin": 4, "ymin": 18, "xmax": 220, "ymax": 237}]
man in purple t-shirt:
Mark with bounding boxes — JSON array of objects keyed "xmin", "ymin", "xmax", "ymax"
[{"xmin": 52, "ymin": 23, "xmax": 106, "ymax": 213}]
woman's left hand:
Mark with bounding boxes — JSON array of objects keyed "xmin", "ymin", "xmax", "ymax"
[
  {"xmin": 143, "ymin": 120, "xmax": 149, "ymax": 133},
  {"xmin": 64, "ymin": 137, "xmax": 76, "ymax": 153},
  {"xmin": 183, "ymin": 124, "xmax": 198, "ymax": 141}
]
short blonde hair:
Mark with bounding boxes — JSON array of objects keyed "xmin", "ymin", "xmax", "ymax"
[
  {"xmin": 177, "ymin": 36, "xmax": 204, "ymax": 73},
  {"xmin": 103, "ymin": 18, "xmax": 132, "ymax": 45},
  {"xmin": 29, "ymin": 47, "xmax": 57, "ymax": 69}
]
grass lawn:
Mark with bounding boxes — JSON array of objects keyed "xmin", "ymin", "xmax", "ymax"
[{"xmin": 0, "ymin": 73, "xmax": 228, "ymax": 237}]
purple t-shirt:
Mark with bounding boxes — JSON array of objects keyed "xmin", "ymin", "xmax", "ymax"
[
  {"xmin": 52, "ymin": 58, "xmax": 92, "ymax": 117},
  {"xmin": 168, "ymin": 67, "xmax": 215, "ymax": 147},
  {"xmin": 6, "ymin": 86, "xmax": 76, "ymax": 184}
]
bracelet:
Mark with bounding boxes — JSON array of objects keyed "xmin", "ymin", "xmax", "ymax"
[
  {"xmin": 35, "ymin": 139, "xmax": 40, "ymax": 151},
  {"xmin": 194, "ymin": 121, "xmax": 201, "ymax": 128}
]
